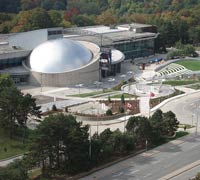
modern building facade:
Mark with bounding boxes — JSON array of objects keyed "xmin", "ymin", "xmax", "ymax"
[
  {"xmin": 0, "ymin": 23, "xmax": 158, "ymax": 86},
  {"xmin": 64, "ymin": 23, "xmax": 157, "ymax": 60}
]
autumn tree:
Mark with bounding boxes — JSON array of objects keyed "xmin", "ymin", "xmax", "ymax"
[{"xmin": 96, "ymin": 10, "xmax": 117, "ymax": 25}]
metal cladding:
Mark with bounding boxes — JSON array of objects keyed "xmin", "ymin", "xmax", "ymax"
[{"xmin": 29, "ymin": 39, "xmax": 92, "ymax": 73}]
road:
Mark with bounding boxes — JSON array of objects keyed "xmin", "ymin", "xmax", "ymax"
[
  {"xmin": 172, "ymin": 164, "xmax": 200, "ymax": 180},
  {"xmin": 160, "ymin": 91, "xmax": 200, "ymax": 126},
  {"xmin": 80, "ymin": 134, "xmax": 200, "ymax": 180}
]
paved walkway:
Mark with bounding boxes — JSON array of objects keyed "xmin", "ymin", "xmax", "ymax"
[
  {"xmin": 0, "ymin": 155, "xmax": 23, "ymax": 167},
  {"xmin": 139, "ymin": 97, "xmax": 150, "ymax": 116}
]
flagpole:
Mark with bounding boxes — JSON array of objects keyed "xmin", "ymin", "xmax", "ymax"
[
  {"xmin": 124, "ymin": 102, "xmax": 126, "ymax": 133},
  {"xmin": 149, "ymin": 95, "xmax": 151, "ymax": 118}
]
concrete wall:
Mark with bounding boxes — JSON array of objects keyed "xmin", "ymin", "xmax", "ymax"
[{"xmin": 28, "ymin": 58, "xmax": 100, "ymax": 86}]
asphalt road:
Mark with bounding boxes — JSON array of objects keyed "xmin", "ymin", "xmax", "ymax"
[
  {"xmin": 79, "ymin": 134, "xmax": 200, "ymax": 180},
  {"xmin": 160, "ymin": 91, "xmax": 200, "ymax": 126},
  {"xmin": 171, "ymin": 164, "xmax": 200, "ymax": 180}
]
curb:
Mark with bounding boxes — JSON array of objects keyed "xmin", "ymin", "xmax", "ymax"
[
  {"xmin": 159, "ymin": 159, "xmax": 200, "ymax": 180},
  {"xmin": 150, "ymin": 89, "xmax": 200, "ymax": 113}
]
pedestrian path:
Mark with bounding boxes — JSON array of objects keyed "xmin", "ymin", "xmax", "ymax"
[{"xmin": 139, "ymin": 97, "xmax": 150, "ymax": 116}]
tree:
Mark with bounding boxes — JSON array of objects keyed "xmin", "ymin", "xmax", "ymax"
[
  {"xmin": 0, "ymin": 75, "xmax": 41, "ymax": 139},
  {"xmin": 126, "ymin": 116, "xmax": 151, "ymax": 145},
  {"xmin": 71, "ymin": 15, "xmax": 95, "ymax": 27},
  {"xmin": 48, "ymin": 10, "xmax": 63, "ymax": 27},
  {"xmin": 16, "ymin": 93, "xmax": 41, "ymax": 142},
  {"xmin": 121, "ymin": 94, "xmax": 125, "ymax": 105},
  {"xmin": 27, "ymin": 114, "xmax": 90, "ymax": 176},
  {"xmin": 0, "ymin": 160, "xmax": 28, "ymax": 180},
  {"xmin": 149, "ymin": 109, "xmax": 165, "ymax": 143},
  {"xmin": 96, "ymin": 10, "xmax": 117, "ymax": 25},
  {"xmin": 106, "ymin": 109, "xmax": 113, "ymax": 116},
  {"xmin": 163, "ymin": 111, "xmax": 179, "ymax": 136},
  {"xmin": 12, "ymin": 8, "xmax": 53, "ymax": 32},
  {"xmin": 110, "ymin": 129, "xmax": 135, "ymax": 154},
  {"xmin": 194, "ymin": 173, "xmax": 200, "ymax": 180},
  {"xmin": 0, "ymin": 0, "xmax": 20, "ymax": 13}
]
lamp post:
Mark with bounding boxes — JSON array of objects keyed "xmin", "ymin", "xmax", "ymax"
[
  {"xmin": 145, "ymin": 139, "xmax": 148, "ymax": 151},
  {"xmin": 94, "ymin": 81, "xmax": 102, "ymax": 90},
  {"xmin": 40, "ymin": 73, "xmax": 43, "ymax": 93},
  {"xmin": 127, "ymin": 71, "xmax": 133, "ymax": 93},
  {"xmin": 108, "ymin": 78, "xmax": 115, "ymax": 89},
  {"xmin": 196, "ymin": 112, "xmax": 198, "ymax": 135},
  {"xmin": 192, "ymin": 113, "xmax": 194, "ymax": 126},
  {"xmin": 89, "ymin": 125, "xmax": 92, "ymax": 160},
  {"xmin": 120, "ymin": 74, "xmax": 126, "ymax": 82},
  {"xmin": 76, "ymin": 83, "xmax": 84, "ymax": 96}
]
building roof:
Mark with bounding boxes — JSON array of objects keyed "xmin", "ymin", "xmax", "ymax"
[
  {"xmin": 64, "ymin": 31, "xmax": 157, "ymax": 46},
  {"xmin": 28, "ymin": 39, "xmax": 93, "ymax": 73}
]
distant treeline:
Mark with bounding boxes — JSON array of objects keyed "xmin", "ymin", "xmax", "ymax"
[{"xmin": 1, "ymin": 0, "xmax": 200, "ymax": 48}]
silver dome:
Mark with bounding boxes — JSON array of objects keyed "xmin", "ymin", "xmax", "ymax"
[{"xmin": 29, "ymin": 39, "xmax": 92, "ymax": 73}]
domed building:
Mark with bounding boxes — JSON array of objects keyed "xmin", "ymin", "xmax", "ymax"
[{"xmin": 24, "ymin": 38, "xmax": 100, "ymax": 86}]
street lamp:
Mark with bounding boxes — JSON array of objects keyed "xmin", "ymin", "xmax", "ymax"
[
  {"xmin": 120, "ymin": 74, "xmax": 126, "ymax": 82},
  {"xmin": 145, "ymin": 139, "xmax": 148, "ymax": 151},
  {"xmin": 89, "ymin": 125, "xmax": 92, "ymax": 160},
  {"xmin": 94, "ymin": 81, "xmax": 102, "ymax": 89},
  {"xmin": 127, "ymin": 71, "xmax": 133, "ymax": 79},
  {"xmin": 196, "ymin": 112, "xmax": 199, "ymax": 135},
  {"xmin": 40, "ymin": 73, "xmax": 43, "ymax": 93},
  {"xmin": 108, "ymin": 78, "xmax": 115, "ymax": 89},
  {"xmin": 192, "ymin": 113, "xmax": 195, "ymax": 126},
  {"xmin": 75, "ymin": 83, "xmax": 84, "ymax": 96}
]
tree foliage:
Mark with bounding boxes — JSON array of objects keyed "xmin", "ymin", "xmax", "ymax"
[
  {"xmin": 12, "ymin": 8, "xmax": 53, "ymax": 32},
  {"xmin": 2, "ymin": 0, "xmax": 200, "ymax": 47},
  {"xmin": 0, "ymin": 160, "xmax": 28, "ymax": 180},
  {"xmin": 0, "ymin": 75, "xmax": 41, "ymax": 139},
  {"xmin": 26, "ymin": 114, "xmax": 90, "ymax": 176},
  {"xmin": 127, "ymin": 109, "xmax": 179, "ymax": 146}
]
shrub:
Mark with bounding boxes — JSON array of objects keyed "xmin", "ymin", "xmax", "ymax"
[
  {"xmin": 52, "ymin": 104, "xmax": 57, "ymax": 111},
  {"xmin": 108, "ymin": 96, "xmax": 111, "ymax": 103},
  {"xmin": 106, "ymin": 109, "xmax": 113, "ymax": 116},
  {"xmin": 121, "ymin": 94, "xmax": 125, "ymax": 105},
  {"xmin": 65, "ymin": 107, "xmax": 68, "ymax": 112},
  {"xmin": 119, "ymin": 106, "xmax": 125, "ymax": 113}
]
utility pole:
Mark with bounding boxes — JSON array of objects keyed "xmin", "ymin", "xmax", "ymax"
[
  {"xmin": 89, "ymin": 125, "xmax": 92, "ymax": 159},
  {"xmin": 196, "ymin": 112, "xmax": 198, "ymax": 135},
  {"xmin": 195, "ymin": 102, "xmax": 199, "ymax": 135}
]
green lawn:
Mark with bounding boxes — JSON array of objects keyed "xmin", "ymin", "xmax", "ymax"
[
  {"xmin": 163, "ymin": 80, "xmax": 198, "ymax": 86},
  {"xmin": 69, "ymin": 89, "xmax": 115, "ymax": 97},
  {"xmin": 175, "ymin": 60, "xmax": 200, "ymax": 71},
  {"xmin": 0, "ymin": 128, "xmax": 29, "ymax": 160},
  {"xmin": 110, "ymin": 93, "xmax": 137, "ymax": 99}
]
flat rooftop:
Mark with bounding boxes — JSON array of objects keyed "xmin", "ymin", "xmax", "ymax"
[
  {"xmin": 82, "ymin": 26, "xmax": 124, "ymax": 34},
  {"xmin": 64, "ymin": 31, "xmax": 157, "ymax": 46},
  {"xmin": 118, "ymin": 23, "xmax": 153, "ymax": 29}
]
